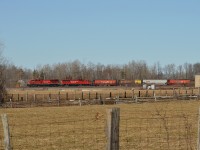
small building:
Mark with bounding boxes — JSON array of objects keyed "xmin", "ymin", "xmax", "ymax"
[
  {"xmin": 195, "ymin": 75, "xmax": 200, "ymax": 88},
  {"xmin": 16, "ymin": 80, "xmax": 26, "ymax": 88}
]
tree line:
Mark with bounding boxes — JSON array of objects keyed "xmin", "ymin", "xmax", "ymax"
[{"xmin": 3, "ymin": 59, "xmax": 200, "ymax": 88}]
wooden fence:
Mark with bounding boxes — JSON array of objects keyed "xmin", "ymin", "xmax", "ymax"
[{"xmin": 2, "ymin": 88, "xmax": 200, "ymax": 108}]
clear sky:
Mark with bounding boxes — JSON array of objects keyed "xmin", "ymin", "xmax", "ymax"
[{"xmin": 0, "ymin": 0, "xmax": 199, "ymax": 69}]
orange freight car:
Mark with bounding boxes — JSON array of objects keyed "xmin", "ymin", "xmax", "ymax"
[
  {"xmin": 94, "ymin": 80, "xmax": 117, "ymax": 86},
  {"xmin": 167, "ymin": 79, "xmax": 190, "ymax": 85}
]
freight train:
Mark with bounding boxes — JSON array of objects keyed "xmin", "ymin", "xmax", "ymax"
[{"xmin": 27, "ymin": 79, "xmax": 191, "ymax": 87}]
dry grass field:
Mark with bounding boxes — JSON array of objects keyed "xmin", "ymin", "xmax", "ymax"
[{"xmin": 0, "ymin": 100, "xmax": 200, "ymax": 150}]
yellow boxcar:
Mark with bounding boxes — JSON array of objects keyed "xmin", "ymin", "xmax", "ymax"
[{"xmin": 135, "ymin": 79, "xmax": 142, "ymax": 84}]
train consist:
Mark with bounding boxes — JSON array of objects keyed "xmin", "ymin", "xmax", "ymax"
[{"xmin": 27, "ymin": 79, "xmax": 191, "ymax": 88}]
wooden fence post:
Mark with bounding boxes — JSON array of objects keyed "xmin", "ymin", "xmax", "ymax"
[
  {"xmin": 115, "ymin": 95, "xmax": 119, "ymax": 104},
  {"xmin": 79, "ymin": 99, "xmax": 82, "ymax": 106},
  {"xmin": 139, "ymin": 91, "xmax": 141, "ymax": 97},
  {"xmin": 89, "ymin": 92, "xmax": 90, "ymax": 100},
  {"xmin": 66, "ymin": 92, "xmax": 68, "ymax": 100},
  {"xmin": 199, "ymin": 88, "xmax": 200, "ymax": 100},
  {"xmin": 1, "ymin": 114, "xmax": 11, "ymax": 150},
  {"xmin": 106, "ymin": 108, "xmax": 120, "ymax": 150},
  {"xmin": 74, "ymin": 91, "xmax": 76, "ymax": 100},
  {"xmin": 58, "ymin": 92, "xmax": 60, "ymax": 106},
  {"xmin": 26, "ymin": 92, "xmax": 28, "ymax": 102},
  {"xmin": 10, "ymin": 98, "xmax": 13, "ymax": 108},
  {"xmin": 48, "ymin": 93, "xmax": 51, "ymax": 102},
  {"xmin": 135, "ymin": 96, "xmax": 138, "ymax": 103},
  {"xmin": 132, "ymin": 90, "xmax": 134, "ymax": 100},
  {"xmin": 124, "ymin": 91, "xmax": 126, "ymax": 98},
  {"xmin": 81, "ymin": 92, "xmax": 84, "ymax": 100},
  {"xmin": 34, "ymin": 94, "xmax": 36, "ymax": 102},
  {"xmin": 18, "ymin": 93, "xmax": 19, "ymax": 101},
  {"xmin": 198, "ymin": 107, "xmax": 200, "ymax": 150},
  {"xmin": 154, "ymin": 93, "xmax": 157, "ymax": 101}
]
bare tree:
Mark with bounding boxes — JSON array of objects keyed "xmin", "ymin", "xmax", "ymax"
[
  {"xmin": 0, "ymin": 42, "xmax": 7, "ymax": 104},
  {"xmin": 156, "ymin": 62, "xmax": 163, "ymax": 79},
  {"xmin": 95, "ymin": 63, "xmax": 104, "ymax": 79},
  {"xmin": 163, "ymin": 64, "xmax": 176, "ymax": 79},
  {"xmin": 177, "ymin": 65, "xmax": 184, "ymax": 79},
  {"xmin": 193, "ymin": 63, "xmax": 200, "ymax": 75}
]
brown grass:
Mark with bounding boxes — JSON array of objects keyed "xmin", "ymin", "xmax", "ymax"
[{"xmin": 0, "ymin": 100, "xmax": 200, "ymax": 149}]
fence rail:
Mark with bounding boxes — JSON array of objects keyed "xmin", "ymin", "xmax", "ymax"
[{"xmin": 2, "ymin": 88, "xmax": 200, "ymax": 108}]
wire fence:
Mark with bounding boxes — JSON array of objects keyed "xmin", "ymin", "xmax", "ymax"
[
  {"xmin": 0, "ymin": 102, "xmax": 199, "ymax": 150},
  {"xmin": 120, "ymin": 115, "xmax": 197, "ymax": 149},
  {"xmin": 9, "ymin": 119, "xmax": 106, "ymax": 149}
]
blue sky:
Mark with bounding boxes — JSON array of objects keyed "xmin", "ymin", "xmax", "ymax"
[{"xmin": 0, "ymin": 0, "xmax": 199, "ymax": 69}]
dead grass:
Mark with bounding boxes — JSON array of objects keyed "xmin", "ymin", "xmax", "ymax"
[{"xmin": 0, "ymin": 100, "xmax": 200, "ymax": 149}]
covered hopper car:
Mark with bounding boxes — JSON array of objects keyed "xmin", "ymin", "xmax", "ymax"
[{"xmin": 143, "ymin": 79, "xmax": 167, "ymax": 85}]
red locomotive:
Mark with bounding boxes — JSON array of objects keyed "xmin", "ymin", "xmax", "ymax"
[
  {"xmin": 60, "ymin": 80, "xmax": 92, "ymax": 86},
  {"xmin": 27, "ymin": 79, "xmax": 60, "ymax": 87}
]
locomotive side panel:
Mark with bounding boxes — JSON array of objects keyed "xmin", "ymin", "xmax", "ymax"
[
  {"xmin": 27, "ymin": 80, "xmax": 43, "ymax": 87},
  {"xmin": 42, "ymin": 80, "xmax": 60, "ymax": 86},
  {"xmin": 27, "ymin": 79, "xmax": 60, "ymax": 86},
  {"xmin": 61, "ymin": 80, "xmax": 92, "ymax": 86}
]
